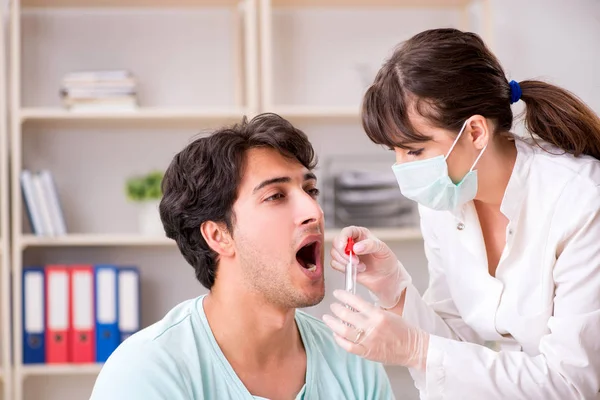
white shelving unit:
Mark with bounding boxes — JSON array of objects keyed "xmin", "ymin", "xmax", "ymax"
[
  {"xmin": 259, "ymin": 0, "xmax": 493, "ymax": 121},
  {"xmin": 0, "ymin": 3, "xmax": 12, "ymax": 400},
  {"xmin": 9, "ymin": 1, "xmax": 259, "ymax": 399},
  {"xmin": 5, "ymin": 1, "xmax": 491, "ymax": 399}
]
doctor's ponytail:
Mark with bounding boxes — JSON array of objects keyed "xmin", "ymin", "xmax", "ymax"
[
  {"xmin": 517, "ymin": 80, "xmax": 600, "ymax": 160},
  {"xmin": 362, "ymin": 28, "xmax": 600, "ymax": 161}
]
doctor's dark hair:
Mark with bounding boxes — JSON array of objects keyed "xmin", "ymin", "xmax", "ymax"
[
  {"xmin": 362, "ymin": 28, "xmax": 600, "ymax": 160},
  {"xmin": 159, "ymin": 113, "xmax": 317, "ymax": 289}
]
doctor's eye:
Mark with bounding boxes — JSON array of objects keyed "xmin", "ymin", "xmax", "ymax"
[{"xmin": 407, "ymin": 148, "xmax": 424, "ymax": 156}]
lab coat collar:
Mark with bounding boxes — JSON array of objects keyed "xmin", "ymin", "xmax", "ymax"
[
  {"xmin": 499, "ymin": 135, "xmax": 533, "ymax": 222},
  {"xmin": 449, "ymin": 133, "xmax": 533, "ymax": 224}
]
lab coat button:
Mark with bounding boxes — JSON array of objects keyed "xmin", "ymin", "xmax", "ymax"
[{"xmin": 457, "ymin": 222, "xmax": 465, "ymax": 230}]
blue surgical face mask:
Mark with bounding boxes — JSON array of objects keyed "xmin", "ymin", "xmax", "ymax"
[{"xmin": 391, "ymin": 120, "xmax": 487, "ymax": 212}]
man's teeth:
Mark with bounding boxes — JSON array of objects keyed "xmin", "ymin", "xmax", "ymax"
[{"xmin": 307, "ymin": 263, "xmax": 317, "ymax": 272}]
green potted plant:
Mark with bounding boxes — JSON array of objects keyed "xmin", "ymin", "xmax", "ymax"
[{"xmin": 125, "ymin": 170, "xmax": 164, "ymax": 236}]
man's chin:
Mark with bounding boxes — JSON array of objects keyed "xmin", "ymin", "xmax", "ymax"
[{"xmin": 295, "ymin": 287, "xmax": 325, "ymax": 309}]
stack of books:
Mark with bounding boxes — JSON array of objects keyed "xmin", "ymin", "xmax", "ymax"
[
  {"xmin": 60, "ymin": 70, "xmax": 137, "ymax": 112},
  {"xmin": 20, "ymin": 169, "xmax": 67, "ymax": 236}
]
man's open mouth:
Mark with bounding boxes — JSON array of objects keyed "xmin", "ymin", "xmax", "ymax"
[{"xmin": 296, "ymin": 241, "xmax": 319, "ymax": 272}]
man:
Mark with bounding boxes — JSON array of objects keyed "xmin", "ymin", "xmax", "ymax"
[{"xmin": 89, "ymin": 113, "xmax": 394, "ymax": 399}]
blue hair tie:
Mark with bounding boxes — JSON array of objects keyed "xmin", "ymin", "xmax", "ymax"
[{"xmin": 509, "ymin": 80, "xmax": 522, "ymax": 104}]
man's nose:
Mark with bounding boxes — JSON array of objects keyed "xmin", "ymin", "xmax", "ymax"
[{"xmin": 296, "ymin": 191, "xmax": 323, "ymax": 226}]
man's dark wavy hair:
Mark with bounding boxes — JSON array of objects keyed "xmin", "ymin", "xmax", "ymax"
[{"xmin": 159, "ymin": 113, "xmax": 317, "ymax": 289}]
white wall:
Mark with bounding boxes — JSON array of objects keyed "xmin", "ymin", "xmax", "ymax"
[
  {"xmin": 8, "ymin": 1, "xmax": 600, "ymax": 399},
  {"xmin": 493, "ymin": 0, "xmax": 600, "ymax": 116}
]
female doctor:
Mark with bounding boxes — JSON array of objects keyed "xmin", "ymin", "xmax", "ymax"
[{"xmin": 321, "ymin": 28, "xmax": 600, "ymax": 399}]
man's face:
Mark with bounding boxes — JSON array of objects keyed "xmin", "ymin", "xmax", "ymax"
[{"xmin": 231, "ymin": 147, "xmax": 325, "ymax": 309}]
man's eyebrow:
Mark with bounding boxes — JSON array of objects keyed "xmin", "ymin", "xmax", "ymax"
[
  {"xmin": 252, "ymin": 172, "xmax": 317, "ymax": 194},
  {"xmin": 304, "ymin": 172, "xmax": 317, "ymax": 182},
  {"xmin": 252, "ymin": 177, "xmax": 290, "ymax": 194}
]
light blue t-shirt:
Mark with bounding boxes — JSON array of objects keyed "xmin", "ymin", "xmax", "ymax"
[{"xmin": 90, "ymin": 295, "xmax": 395, "ymax": 400}]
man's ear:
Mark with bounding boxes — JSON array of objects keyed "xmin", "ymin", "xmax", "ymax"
[
  {"xmin": 466, "ymin": 115, "xmax": 490, "ymax": 150},
  {"xmin": 201, "ymin": 221, "xmax": 234, "ymax": 257}
]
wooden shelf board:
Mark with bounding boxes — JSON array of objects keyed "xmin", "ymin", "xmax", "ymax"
[
  {"xmin": 21, "ymin": 228, "xmax": 421, "ymax": 248},
  {"xmin": 22, "ymin": 0, "xmax": 469, "ymax": 7},
  {"xmin": 22, "ymin": 0, "xmax": 240, "ymax": 8},
  {"xmin": 20, "ymin": 363, "xmax": 103, "ymax": 377},
  {"xmin": 20, "ymin": 107, "xmax": 250, "ymax": 123},
  {"xmin": 20, "ymin": 233, "xmax": 175, "ymax": 248},
  {"xmin": 273, "ymin": 0, "xmax": 471, "ymax": 7}
]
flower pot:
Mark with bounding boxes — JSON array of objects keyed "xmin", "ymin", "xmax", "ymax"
[{"xmin": 138, "ymin": 200, "xmax": 163, "ymax": 236}]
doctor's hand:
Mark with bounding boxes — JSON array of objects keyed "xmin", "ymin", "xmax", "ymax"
[
  {"xmin": 330, "ymin": 225, "xmax": 412, "ymax": 309},
  {"xmin": 323, "ymin": 289, "xmax": 429, "ymax": 370}
]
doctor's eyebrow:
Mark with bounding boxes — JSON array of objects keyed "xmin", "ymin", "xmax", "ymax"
[
  {"xmin": 252, "ymin": 172, "xmax": 317, "ymax": 194},
  {"xmin": 394, "ymin": 142, "xmax": 423, "ymax": 150}
]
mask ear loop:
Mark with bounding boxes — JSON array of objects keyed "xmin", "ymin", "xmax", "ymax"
[
  {"xmin": 444, "ymin": 120, "xmax": 469, "ymax": 161},
  {"xmin": 469, "ymin": 143, "xmax": 488, "ymax": 172}
]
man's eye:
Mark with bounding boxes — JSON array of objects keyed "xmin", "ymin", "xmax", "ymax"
[
  {"xmin": 307, "ymin": 188, "xmax": 320, "ymax": 198},
  {"xmin": 407, "ymin": 148, "xmax": 424, "ymax": 156},
  {"xmin": 265, "ymin": 193, "xmax": 284, "ymax": 201}
]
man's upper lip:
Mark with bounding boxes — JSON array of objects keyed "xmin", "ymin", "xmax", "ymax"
[{"xmin": 297, "ymin": 233, "xmax": 323, "ymax": 252}]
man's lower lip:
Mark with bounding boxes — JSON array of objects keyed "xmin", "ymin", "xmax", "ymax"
[{"xmin": 298, "ymin": 262, "xmax": 322, "ymax": 279}]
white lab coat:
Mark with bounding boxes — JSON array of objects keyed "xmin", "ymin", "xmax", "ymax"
[{"xmin": 401, "ymin": 135, "xmax": 600, "ymax": 399}]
